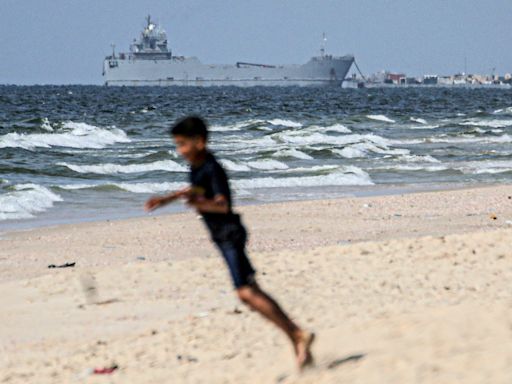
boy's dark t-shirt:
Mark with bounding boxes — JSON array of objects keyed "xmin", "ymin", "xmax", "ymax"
[
  {"xmin": 190, "ymin": 151, "xmax": 254, "ymax": 287},
  {"xmin": 190, "ymin": 152, "xmax": 242, "ymax": 239}
]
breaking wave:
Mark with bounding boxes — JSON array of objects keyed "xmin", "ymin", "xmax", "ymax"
[
  {"xmin": 246, "ymin": 159, "xmax": 289, "ymax": 170},
  {"xmin": 308, "ymin": 123, "xmax": 352, "ymax": 134},
  {"xmin": 268, "ymin": 119, "xmax": 303, "ymax": 128},
  {"xmin": 459, "ymin": 119, "xmax": 512, "ymax": 128},
  {"xmin": 410, "ymin": 117, "xmax": 428, "ymax": 125},
  {"xmin": 0, "ymin": 121, "xmax": 130, "ymax": 150},
  {"xmin": 55, "ymin": 166, "xmax": 372, "ymax": 194},
  {"xmin": 210, "ymin": 119, "xmax": 266, "ymax": 132},
  {"xmin": 221, "ymin": 159, "xmax": 290, "ymax": 172},
  {"xmin": 493, "ymin": 107, "xmax": 512, "ymax": 115},
  {"xmin": 276, "ymin": 131, "xmax": 392, "ymax": 147},
  {"xmin": 57, "ymin": 160, "xmax": 187, "ymax": 175},
  {"xmin": 220, "ymin": 159, "xmax": 251, "ymax": 172},
  {"xmin": 272, "ymin": 149, "xmax": 313, "ymax": 160},
  {"xmin": 371, "ymin": 164, "xmax": 449, "ymax": 172},
  {"xmin": 234, "ymin": 166, "xmax": 373, "ymax": 189},
  {"xmin": 427, "ymin": 134, "xmax": 512, "ymax": 144},
  {"xmin": 367, "ymin": 114, "xmax": 396, "ymax": 123},
  {"xmin": 457, "ymin": 160, "xmax": 512, "ymax": 175},
  {"xmin": 0, "ymin": 184, "xmax": 62, "ymax": 221},
  {"xmin": 332, "ymin": 141, "xmax": 410, "ymax": 158}
]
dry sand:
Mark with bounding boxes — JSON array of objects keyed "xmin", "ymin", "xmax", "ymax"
[{"xmin": 1, "ymin": 185, "xmax": 512, "ymax": 383}]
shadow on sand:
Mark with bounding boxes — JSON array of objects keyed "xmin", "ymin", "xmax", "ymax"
[{"xmin": 326, "ymin": 353, "xmax": 366, "ymax": 370}]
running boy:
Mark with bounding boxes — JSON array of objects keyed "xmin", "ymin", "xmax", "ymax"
[{"xmin": 144, "ymin": 116, "xmax": 314, "ymax": 369}]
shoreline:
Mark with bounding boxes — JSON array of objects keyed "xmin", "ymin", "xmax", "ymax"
[
  {"xmin": 0, "ymin": 181, "xmax": 492, "ymax": 235},
  {"xmin": 1, "ymin": 183, "xmax": 511, "ymax": 284}
]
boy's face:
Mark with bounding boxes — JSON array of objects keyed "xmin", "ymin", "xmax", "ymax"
[{"xmin": 173, "ymin": 135, "xmax": 206, "ymax": 163}]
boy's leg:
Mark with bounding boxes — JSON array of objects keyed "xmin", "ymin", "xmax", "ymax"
[
  {"xmin": 216, "ymin": 238, "xmax": 314, "ymax": 368},
  {"xmin": 237, "ymin": 284, "xmax": 314, "ymax": 368}
]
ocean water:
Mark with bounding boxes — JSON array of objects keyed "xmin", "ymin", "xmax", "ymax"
[{"xmin": 1, "ymin": 85, "xmax": 511, "ymax": 230}]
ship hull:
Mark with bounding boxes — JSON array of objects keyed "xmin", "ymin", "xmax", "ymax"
[{"xmin": 103, "ymin": 56, "xmax": 354, "ymax": 87}]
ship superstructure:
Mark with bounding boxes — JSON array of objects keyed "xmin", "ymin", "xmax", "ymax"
[{"xmin": 103, "ymin": 16, "xmax": 354, "ymax": 87}]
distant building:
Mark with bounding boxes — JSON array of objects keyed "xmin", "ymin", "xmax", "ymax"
[
  {"xmin": 453, "ymin": 74, "xmax": 467, "ymax": 85},
  {"xmin": 472, "ymin": 74, "xmax": 492, "ymax": 85},
  {"xmin": 438, "ymin": 76, "xmax": 453, "ymax": 85},
  {"xmin": 363, "ymin": 69, "xmax": 510, "ymax": 88},
  {"xmin": 423, "ymin": 75, "xmax": 438, "ymax": 85},
  {"xmin": 386, "ymin": 73, "xmax": 406, "ymax": 85}
]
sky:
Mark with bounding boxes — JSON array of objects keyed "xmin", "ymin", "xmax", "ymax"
[{"xmin": 1, "ymin": 0, "xmax": 511, "ymax": 85}]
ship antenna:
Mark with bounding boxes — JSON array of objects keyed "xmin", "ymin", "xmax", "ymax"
[
  {"xmin": 146, "ymin": 14, "xmax": 151, "ymax": 27},
  {"xmin": 111, "ymin": 43, "xmax": 116, "ymax": 59},
  {"xmin": 320, "ymin": 32, "xmax": 327, "ymax": 57}
]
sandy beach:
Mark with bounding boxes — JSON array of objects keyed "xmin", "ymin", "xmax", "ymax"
[{"xmin": 1, "ymin": 184, "xmax": 512, "ymax": 383}]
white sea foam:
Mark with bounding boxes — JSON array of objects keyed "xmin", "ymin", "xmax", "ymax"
[
  {"xmin": 58, "ymin": 182, "xmax": 187, "ymax": 194},
  {"xmin": 210, "ymin": 125, "xmax": 241, "ymax": 132},
  {"xmin": 277, "ymin": 132, "xmax": 392, "ymax": 147},
  {"xmin": 0, "ymin": 121, "xmax": 130, "ymax": 150},
  {"xmin": 409, "ymin": 124, "xmax": 440, "ymax": 130},
  {"xmin": 460, "ymin": 119, "xmax": 512, "ymax": 128},
  {"xmin": 281, "ymin": 165, "xmax": 340, "ymax": 173},
  {"xmin": 400, "ymin": 154, "xmax": 441, "ymax": 163},
  {"xmin": 57, "ymin": 183, "xmax": 100, "ymax": 190},
  {"xmin": 267, "ymin": 119, "xmax": 303, "ymax": 128},
  {"xmin": 116, "ymin": 151, "xmax": 159, "ymax": 159},
  {"xmin": 0, "ymin": 184, "xmax": 62, "ymax": 221},
  {"xmin": 367, "ymin": 114, "xmax": 396, "ymax": 123},
  {"xmin": 272, "ymin": 149, "xmax": 313, "ymax": 160},
  {"xmin": 57, "ymin": 160, "xmax": 187, "ymax": 175},
  {"xmin": 333, "ymin": 142, "xmax": 410, "ymax": 158},
  {"xmin": 333, "ymin": 147, "xmax": 367, "ymax": 158},
  {"xmin": 493, "ymin": 107, "xmax": 512, "ymax": 115},
  {"xmin": 41, "ymin": 117, "xmax": 54, "ymax": 132},
  {"xmin": 457, "ymin": 160, "xmax": 512, "ymax": 175},
  {"xmin": 220, "ymin": 159, "xmax": 251, "ymax": 172},
  {"xmin": 225, "ymin": 135, "xmax": 276, "ymax": 147},
  {"xmin": 472, "ymin": 168, "xmax": 512, "ymax": 174},
  {"xmin": 410, "ymin": 117, "xmax": 428, "ymax": 125},
  {"xmin": 247, "ymin": 159, "xmax": 289, "ymax": 170},
  {"xmin": 234, "ymin": 166, "xmax": 373, "ymax": 189},
  {"xmin": 389, "ymin": 138, "xmax": 425, "ymax": 145},
  {"xmin": 373, "ymin": 164, "xmax": 448, "ymax": 172},
  {"xmin": 308, "ymin": 124, "xmax": 352, "ymax": 133},
  {"xmin": 373, "ymin": 159, "xmax": 512, "ymax": 174},
  {"xmin": 427, "ymin": 134, "xmax": 512, "ymax": 144},
  {"xmin": 396, "ymin": 165, "xmax": 448, "ymax": 172},
  {"xmin": 210, "ymin": 119, "xmax": 265, "ymax": 132},
  {"xmin": 103, "ymin": 170, "xmax": 372, "ymax": 194},
  {"xmin": 324, "ymin": 123, "xmax": 352, "ymax": 133},
  {"xmin": 114, "ymin": 182, "xmax": 187, "ymax": 193}
]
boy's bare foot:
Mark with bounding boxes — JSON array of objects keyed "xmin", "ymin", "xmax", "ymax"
[{"xmin": 294, "ymin": 331, "xmax": 315, "ymax": 370}]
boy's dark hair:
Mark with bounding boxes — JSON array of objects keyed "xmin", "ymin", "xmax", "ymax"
[{"xmin": 170, "ymin": 116, "xmax": 208, "ymax": 141}]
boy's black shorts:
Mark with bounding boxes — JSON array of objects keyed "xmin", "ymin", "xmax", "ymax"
[{"xmin": 206, "ymin": 215, "xmax": 256, "ymax": 289}]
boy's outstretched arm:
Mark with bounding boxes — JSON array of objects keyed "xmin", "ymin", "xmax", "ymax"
[
  {"xmin": 187, "ymin": 194, "xmax": 229, "ymax": 214},
  {"xmin": 144, "ymin": 187, "xmax": 191, "ymax": 212}
]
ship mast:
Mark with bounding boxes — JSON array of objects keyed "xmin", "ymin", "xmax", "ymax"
[{"xmin": 320, "ymin": 33, "xmax": 327, "ymax": 57}]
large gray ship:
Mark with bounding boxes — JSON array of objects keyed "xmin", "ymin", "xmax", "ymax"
[{"xmin": 103, "ymin": 16, "xmax": 354, "ymax": 87}]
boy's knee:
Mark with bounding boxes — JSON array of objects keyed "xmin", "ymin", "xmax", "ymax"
[{"xmin": 237, "ymin": 286, "xmax": 256, "ymax": 304}]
